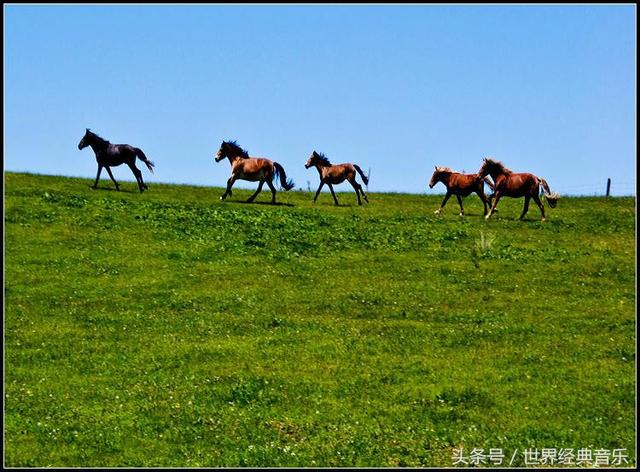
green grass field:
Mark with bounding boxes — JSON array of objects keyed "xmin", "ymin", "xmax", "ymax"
[{"xmin": 4, "ymin": 172, "xmax": 636, "ymax": 467}]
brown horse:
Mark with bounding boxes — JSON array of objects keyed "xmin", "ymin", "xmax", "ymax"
[
  {"xmin": 429, "ymin": 166, "xmax": 495, "ymax": 216},
  {"xmin": 478, "ymin": 157, "xmax": 559, "ymax": 221},
  {"xmin": 214, "ymin": 140, "xmax": 294, "ymax": 204},
  {"xmin": 305, "ymin": 151, "xmax": 369, "ymax": 205}
]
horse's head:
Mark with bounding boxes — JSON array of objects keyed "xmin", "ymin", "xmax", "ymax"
[
  {"xmin": 78, "ymin": 128, "xmax": 91, "ymax": 150},
  {"xmin": 305, "ymin": 151, "xmax": 319, "ymax": 169},
  {"xmin": 429, "ymin": 166, "xmax": 454, "ymax": 188},
  {"xmin": 429, "ymin": 166, "xmax": 443, "ymax": 188},
  {"xmin": 305, "ymin": 151, "xmax": 330, "ymax": 169},
  {"xmin": 478, "ymin": 157, "xmax": 506, "ymax": 178},
  {"xmin": 478, "ymin": 158, "xmax": 491, "ymax": 178},
  {"xmin": 216, "ymin": 140, "xmax": 248, "ymax": 162},
  {"xmin": 215, "ymin": 141, "xmax": 228, "ymax": 162}
]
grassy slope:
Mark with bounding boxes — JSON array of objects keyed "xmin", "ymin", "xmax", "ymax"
[{"xmin": 4, "ymin": 172, "xmax": 636, "ymax": 467}]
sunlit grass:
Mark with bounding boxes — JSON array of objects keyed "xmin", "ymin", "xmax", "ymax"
[{"xmin": 4, "ymin": 172, "xmax": 636, "ymax": 467}]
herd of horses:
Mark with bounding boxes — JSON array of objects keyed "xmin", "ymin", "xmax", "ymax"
[{"xmin": 78, "ymin": 129, "xmax": 560, "ymax": 221}]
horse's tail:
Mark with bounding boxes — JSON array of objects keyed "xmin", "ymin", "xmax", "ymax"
[
  {"xmin": 135, "ymin": 148, "xmax": 155, "ymax": 174},
  {"xmin": 538, "ymin": 176, "xmax": 559, "ymax": 208},
  {"xmin": 483, "ymin": 176, "xmax": 495, "ymax": 190},
  {"xmin": 353, "ymin": 164, "xmax": 369, "ymax": 186},
  {"xmin": 273, "ymin": 162, "xmax": 294, "ymax": 191}
]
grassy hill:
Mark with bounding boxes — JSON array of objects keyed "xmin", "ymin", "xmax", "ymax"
[{"xmin": 4, "ymin": 172, "xmax": 636, "ymax": 467}]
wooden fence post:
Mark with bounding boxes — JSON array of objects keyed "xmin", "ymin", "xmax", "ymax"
[{"xmin": 606, "ymin": 178, "xmax": 611, "ymax": 197}]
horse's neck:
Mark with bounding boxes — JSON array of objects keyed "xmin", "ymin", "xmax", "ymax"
[
  {"xmin": 227, "ymin": 155, "xmax": 243, "ymax": 164},
  {"xmin": 493, "ymin": 170, "xmax": 510, "ymax": 181},
  {"xmin": 89, "ymin": 140, "xmax": 108, "ymax": 154},
  {"xmin": 316, "ymin": 163, "xmax": 330, "ymax": 176},
  {"xmin": 439, "ymin": 173, "xmax": 453, "ymax": 186}
]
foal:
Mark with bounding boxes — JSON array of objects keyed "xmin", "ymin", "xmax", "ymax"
[
  {"xmin": 78, "ymin": 129, "xmax": 154, "ymax": 192},
  {"xmin": 305, "ymin": 151, "xmax": 369, "ymax": 205},
  {"xmin": 429, "ymin": 166, "xmax": 494, "ymax": 216}
]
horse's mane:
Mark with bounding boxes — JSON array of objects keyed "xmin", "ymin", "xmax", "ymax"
[
  {"xmin": 435, "ymin": 166, "xmax": 456, "ymax": 173},
  {"xmin": 86, "ymin": 129, "xmax": 110, "ymax": 145},
  {"xmin": 314, "ymin": 152, "xmax": 331, "ymax": 166},
  {"xmin": 482, "ymin": 158, "xmax": 512, "ymax": 175},
  {"xmin": 224, "ymin": 140, "xmax": 249, "ymax": 158}
]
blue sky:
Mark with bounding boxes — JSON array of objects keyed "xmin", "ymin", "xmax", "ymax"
[{"xmin": 4, "ymin": 4, "xmax": 637, "ymax": 195}]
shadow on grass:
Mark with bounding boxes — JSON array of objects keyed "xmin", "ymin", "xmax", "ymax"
[
  {"xmin": 90, "ymin": 186, "xmax": 138, "ymax": 194},
  {"xmin": 485, "ymin": 216, "xmax": 546, "ymax": 223},
  {"xmin": 231, "ymin": 200, "xmax": 296, "ymax": 207}
]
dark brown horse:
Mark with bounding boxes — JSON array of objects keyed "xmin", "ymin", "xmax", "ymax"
[
  {"xmin": 429, "ymin": 166, "xmax": 495, "ymax": 216},
  {"xmin": 478, "ymin": 157, "xmax": 559, "ymax": 221},
  {"xmin": 78, "ymin": 129, "xmax": 154, "ymax": 192},
  {"xmin": 214, "ymin": 140, "xmax": 294, "ymax": 204},
  {"xmin": 304, "ymin": 151, "xmax": 369, "ymax": 205}
]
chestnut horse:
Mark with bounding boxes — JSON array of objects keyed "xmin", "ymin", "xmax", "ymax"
[
  {"xmin": 305, "ymin": 151, "xmax": 369, "ymax": 205},
  {"xmin": 429, "ymin": 166, "xmax": 495, "ymax": 216},
  {"xmin": 78, "ymin": 129, "xmax": 155, "ymax": 192},
  {"xmin": 478, "ymin": 158, "xmax": 559, "ymax": 221},
  {"xmin": 214, "ymin": 140, "xmax": 294, "ymax": 204}
]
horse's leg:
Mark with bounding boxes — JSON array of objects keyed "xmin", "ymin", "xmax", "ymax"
[
  {"xmin": 455, "ymin": 194, "xmax": 464, "ymax": 216},
  {"xmin": 360, "ymin": 183, "xmax": 369, "ymax": 203},
  {"xmin": 93, "ymin": 165, "xmax": 103, "ymax": 189},
  {"xmin": 126, "ymin": 162, "xmax": 145, "ymax": 192},
  {"xmin": 266, "ymin": 178, "xmax": 277, "ymax": 204},
  {"xmin": 485, "ymin": 192, "xmax": 501, "ymax": 220},
  {"xmin": 221, "ymin": 175, "xmax": 237, "ymax": 200},
  {"xmin": 247, "ymin": 181, "xmax": 265, "ymax": 202},
  {"xmin": 328, "ymin": 183, "xmax": 339, "ymax": 205},
  {"xmin": 477, "ymin": 189, "xmax": 489, "ymax": 216},
  {"xmin": 355, "ymin": 180, "xmax": 368, "ymax": 203},
  {"xmin": 348, "ymin": 179, "xmax": 362, "ymax": 205},
  {"xmin": 105, "ymin": 166, "xmax": 120, "ymax": 191},
  {"xmin": 136, "ymin": 164, "xmax": 148, "ymax": 190},
  {"xmin": 532, "ymin": 193, "xmax": 546, "ymax": 221},
  {"xmin": 313, "ymin": 181, "xmax": 325, "ymax": 203},
  {"xmin": 435, "ymin": 192, "xmax": 451, "ymax": 215},
  {"xmin": 488, "ymin": 192, "xmax": 495, "ymax": 210},
  {"xmin": 519, "ymin": 196, "xmax": 531, "ymax": 220}
]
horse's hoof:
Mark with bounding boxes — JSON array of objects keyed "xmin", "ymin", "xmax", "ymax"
[{"xmin": 459, "ymin": 213, "xmax": 464, "ymax": 217}]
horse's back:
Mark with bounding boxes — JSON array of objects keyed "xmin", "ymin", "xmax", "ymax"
[
  {"xmin": 233, "ymin": 156, "xmax": 275, "ymax": 180},
  {"xmin": 449, "ymin": 173, "xmax": 483, "ymax": 194},
  {"xmin": 323, "ymin": 163, "xmax": 355, "ymax": 184},
  {"xmin": 498, "ymin": 172, "xmax": 538, "ymax": 196},
  {"xmin": 96, "ymin": 143, "xmax": 136, "ymax": 165}
]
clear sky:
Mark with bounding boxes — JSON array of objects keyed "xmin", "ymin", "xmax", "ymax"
[{"xmin": 4, "ymin": 4, "xmax": 637, "ymax": 195}]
